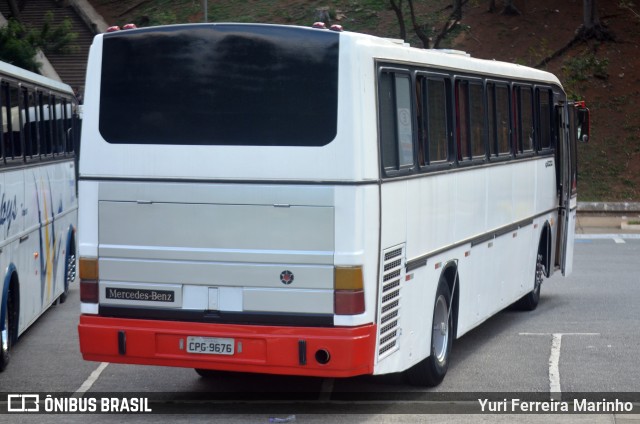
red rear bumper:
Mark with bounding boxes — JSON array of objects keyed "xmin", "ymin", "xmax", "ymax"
[{"xmin": 78, "ymin": 315, "xmax": 377, "ymax": 378}]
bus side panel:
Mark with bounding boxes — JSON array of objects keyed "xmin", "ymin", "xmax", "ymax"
[
  {"xmin": 13, "ymin": 161, "xmax": 77, "ymax": 336},
  {"xmin": 375, "ymin": 157, "xmax": 558, "ymax": 375}
]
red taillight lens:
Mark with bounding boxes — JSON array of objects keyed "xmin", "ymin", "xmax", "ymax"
[
  {"xmin": 80, "ymin": 280, "xmax": 98, "ymax": 303},
  {"xmin": 334, "ymin": 266, "xmax": 365, "ymax": 315},
  {"xmin": 335, "ymin": 290, "xmax": 365, "ymax": 315},
  {"xmin": 79, "ymin": 258, "xmax": 99, "ymax": 303}
]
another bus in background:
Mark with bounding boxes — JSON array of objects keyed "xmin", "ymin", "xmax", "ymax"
[{"xmin": 0, "ymin": 60, "xmax": 79, "ymax": 372}]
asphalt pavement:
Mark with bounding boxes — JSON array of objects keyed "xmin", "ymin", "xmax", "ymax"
[{"xmin": 531, "ymin": 212, "xmax": 640, "ymax": 424}]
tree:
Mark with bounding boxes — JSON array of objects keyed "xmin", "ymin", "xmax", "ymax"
[
  {"xmin": 502, "ymin": 0, "xmax": 521, "ymax": 16},
  {"xmin": 583, "ymin": 0, "xmax": 599, "ymax": 29},
  {"xmin": 0, "ymin": 13, "xmax": 77, "ymax": 72},
  {"xmin": 535, "ymin": 0, "xmax": 614, "ymax": 68},
  {"xmin": 36, "ymin": 11, "xmax": 77, "ymax": 54},
  {"xmin": 453, "ymin": 0, "xmax": 463, "ymax": 20},
  {"xmin": 407, "ymin": 0, "xmax": 431, "ymax": 48},
  {"xmin": 0, "ymin": 19, "xmax": 40, "ymax": 72},
  {"xmin": 389, "ymin": 0, "xmax": 407, "ymax": 41},
  {"xmin": 578, "ymin": 0, "xmax": 614, "ymax": 41},
  {"xmin": 389, "ymin": 0, "xmax": 470, "ymax": 49}
]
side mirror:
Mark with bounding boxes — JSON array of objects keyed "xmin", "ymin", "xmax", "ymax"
[{"xmin": 575, "ymin": 105, "xmax": 590, "ymax": 143}]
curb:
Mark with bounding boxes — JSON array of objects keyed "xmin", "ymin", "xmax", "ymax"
[
  {"xmin": 576, "ymin": 234, "xmax": 640, "ymax": 239},
  {"xmin": 578, "ymin": 202, "xmax": 640, "ymax": 213}
]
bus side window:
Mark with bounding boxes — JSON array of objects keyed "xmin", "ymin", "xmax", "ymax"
[
  {"xmin": 516, "ymin": 85, "xmax": 534, "ymax": 154},
  {"xmin": 379, "ymin": 71, "xmax": 414, "ymax": 174},
  {"xmin": 456, "ymin": 79, "xmax": 485, "ymax": 162},
  {"xmin": 64, "ymin": 100, "xmax": 74, "ymax": 153},
  {"xmin": 7, "ymin": 84, "xmax": 22, "ymax": 159},
  {"xmin": 537, "ymin": 88, "xmax": 553, "ymax": 151},
  {"xmin": 53, "ymin": 96, "xmax": 64, "ymax": 154},
  {"xmin": 417, "ymin": 76, "xmax": 450, "ymax": 166},
  {"xmin": 0, "ymin": 82, "xmax": 6, "ymax": 161},
  {"xmin": 39, "ymin": 91, "xmax": 53, "ymax": 155},
  {"xmin": 23, "ymin": 87, "xmax": 41, "ymax": 159},
  {"xmin": 488, "ymin": 82, "xmax": 511, "ymax": 158}
]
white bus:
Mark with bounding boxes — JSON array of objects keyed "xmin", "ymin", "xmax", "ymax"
[
  {"xmin": 0, "ymin": 60, "xmax": 79, "ymax": 372},
  {"xmin": 78, "ymin": 23, "xmax": 588, "ymax": 386}
]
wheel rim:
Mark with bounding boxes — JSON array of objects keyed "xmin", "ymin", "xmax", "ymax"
[
  {"xmin": 432, "ymin": 294, "xmax": 449, "ymax": 363},
  {"xmin": 66, "ymin": 254, "xmax": 76, "ymax": 286},
  {"xmin": 534, "ymin": 253, "xmax": 544, "ymax": 297},
  {"xmin": 1, "ymin": 305, "xmax": 8, "ymax": 355}
]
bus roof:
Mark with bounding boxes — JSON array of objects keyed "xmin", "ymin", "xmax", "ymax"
[
  {"xmin": 340, "ymin": 28, "xmax": 562, "ymax": 87},
  {"xmin": 97, "ymin": 22, "xmax": 561, "ymax": 88},
  {"xmin": 0, "ymin": 60, "xmax": 74, "ymax": 93}
]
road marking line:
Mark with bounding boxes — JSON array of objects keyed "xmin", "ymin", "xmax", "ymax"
[
  {"xmin": 519, "ymin": 333, "xmax": 600, "ymax": 400},
  {"xmin": 614, "ymin": 238, "xmax": 626, "ymax": 244},
  {"xmin": 73, "ymin": 362, "xmax": 109, "ymax": 397},
  {"xmin": 549, "ymin": 334, "xmax": 562, "ymax": 394}
]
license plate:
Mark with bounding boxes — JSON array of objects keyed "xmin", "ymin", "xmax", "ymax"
[{"xmin": 186, "ymin": 336, "xmax": 235, "ymax": 355}]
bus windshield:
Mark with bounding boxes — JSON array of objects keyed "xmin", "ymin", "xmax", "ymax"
[{"xmin": 99, "ymin": 24, "xmax": 339, "ymax": 147}]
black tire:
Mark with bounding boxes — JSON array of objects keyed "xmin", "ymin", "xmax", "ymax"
[
  {"xmin": 195, "ymin": 368, "xmax": 223, "ymax": 379},
  {"xmin": 0, "ymin": 289, "xmax": 13, "ymax": 372},
  {"xmin": 515, "ymin": 252, "xmax": 544, "ymax": 311},
  {"xmin": 405, "ymin": 276, "xmax": 453, "ymax": 387}
]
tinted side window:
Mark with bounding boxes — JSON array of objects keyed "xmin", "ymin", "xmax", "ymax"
[
  {"xmin": 537, "ymin": 88, "xmax": 553, "ymax": 150},
  {"xmin": 379, "ymin": 71, "xmax": 414, "ymax": 173},
  {"xmin": 469, "ymin": 83, "xmax": 485, "ymax": 158},
  {"xmin": 417, "ymin": 77, "xmax": 449, "ymax": 165},
  {"xmin": 488, "ymin": 82, "xmax": 511, "ymax": 157},
  {"xmin": 495, "ymin": 85, "xmax": 511, "ymax": 155},
  {"xmin": 517, "ymin": 86, "xmax": 534, "ymax": 153},
  {"xmin": 456, "ymin": 80, "xmax": 485, "ymax": 161}
]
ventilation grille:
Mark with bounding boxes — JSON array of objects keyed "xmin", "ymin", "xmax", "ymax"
[{"xmin": 377, "ymin": 244, "xmax": 404, "ymax": 361}]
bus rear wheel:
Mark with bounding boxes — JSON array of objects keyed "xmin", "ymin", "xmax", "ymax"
[
  {"xmin": 0, "ymin": 288, "xmax": 14, "ymax": 372},
  {"xmin": 195, "ymin": 368, "xmax": 226, "ymax": 379},
  {"xmin": 405, "ymin": 276, "xmax": 452, "ymax": 386},
  {"xmin": 515, "ymin": 252, "xmax": 544, "ymax": 311}
]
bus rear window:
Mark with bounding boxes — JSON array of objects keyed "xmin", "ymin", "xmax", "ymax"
[{"xmin": 99, "ymin": 24, "xmax": 339, "ymax": 146}]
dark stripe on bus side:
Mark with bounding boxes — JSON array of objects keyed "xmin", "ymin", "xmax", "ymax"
[{"xmin": 405, "ymin": 213, "xmax": 543, "ymax": 272}]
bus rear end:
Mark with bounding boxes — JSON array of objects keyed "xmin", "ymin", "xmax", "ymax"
[{"xmin": 77, "ymin": 23, "xmax": 380, "ymax": 377}]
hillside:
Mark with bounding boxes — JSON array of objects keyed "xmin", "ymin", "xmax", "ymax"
[{"xmin": 91, "ymin": 0, "xmax": 640, "ymax": 201}]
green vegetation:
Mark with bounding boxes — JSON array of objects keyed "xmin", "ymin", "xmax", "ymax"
[
  {"xmin": 124, "ymin": 0, "xmax": 390, "ymax": 33},
  {"xmin": 562, "ymin": 52, "xmax": 609, "ymax": 100},
  {"xmin": 0, "ymin": 12, "xmax": 77, "ymax": 72},
  {"xmin": 0, "ymin": 19, "xmax": 39, "ymax": 71}
]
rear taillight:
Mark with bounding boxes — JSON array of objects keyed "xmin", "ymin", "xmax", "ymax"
[
  {"xmin": 334, "ymin": 266, "xmax": 365, "ymax": 315},
  {"xmin": 79, "ymin": 258, "xmax": 99, "ymax": 303}
]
